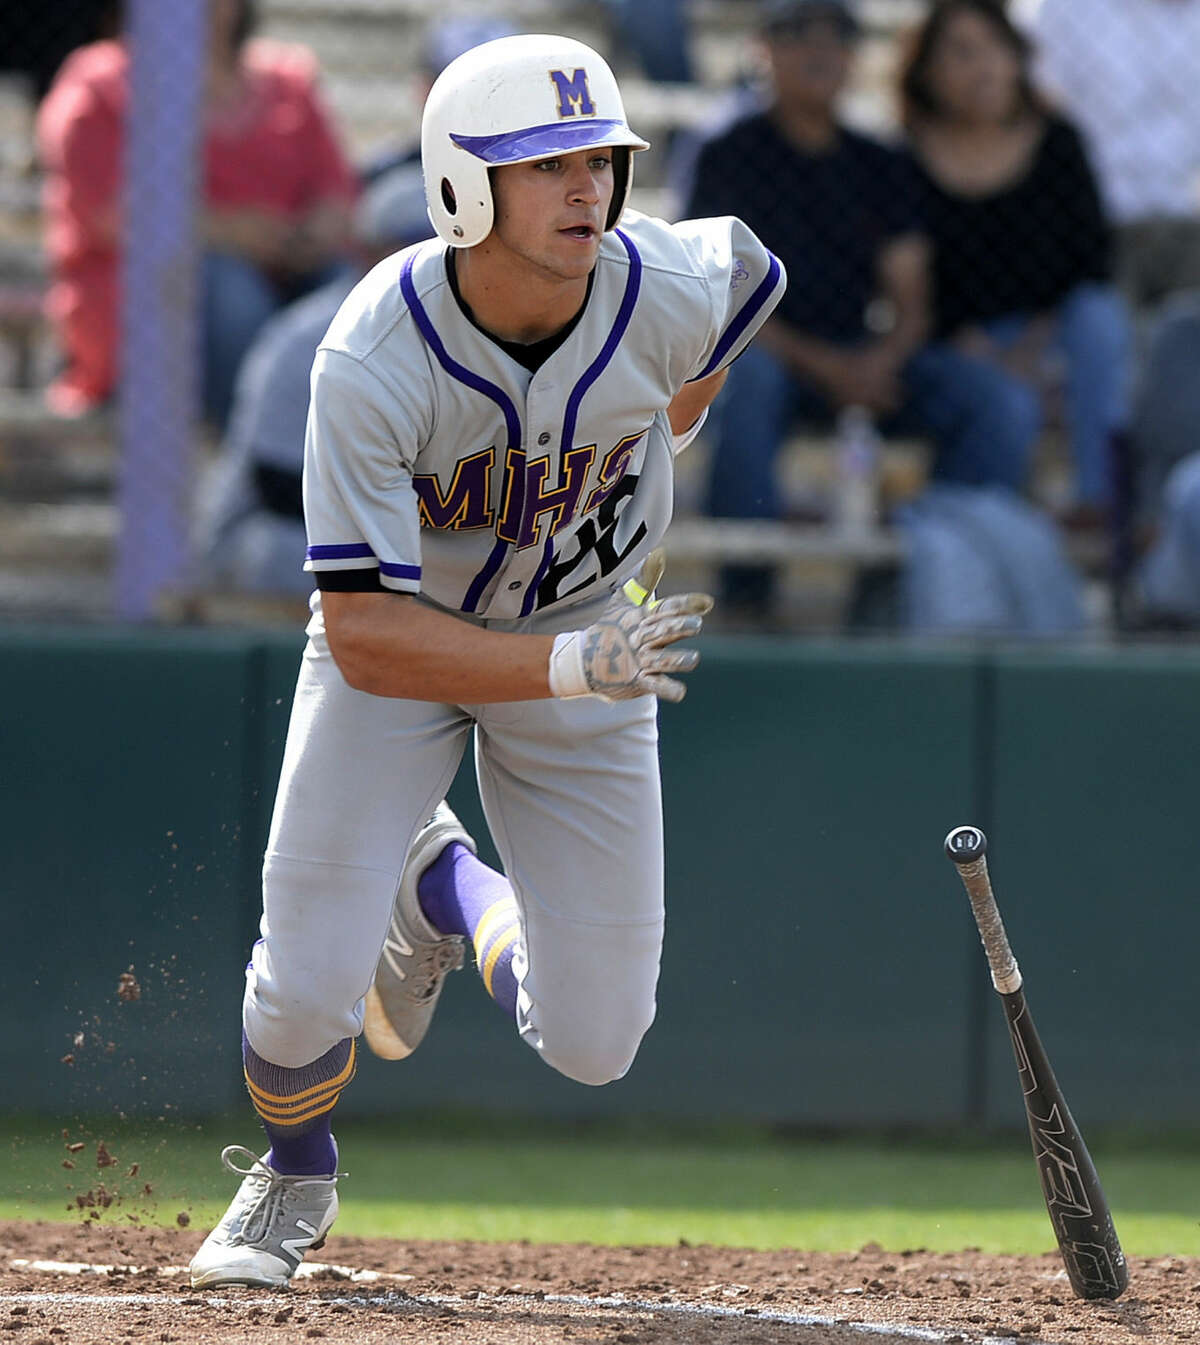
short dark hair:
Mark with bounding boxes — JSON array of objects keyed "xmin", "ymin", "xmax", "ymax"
[
  {"xmin": 760, "ymin": 0, "xmax": 861, "ymax": 42},
  {"xmin": 898, "ymin": 0, "xmax": 1042, "ymax": 130},
  {"xmin": 231, "ymin": 0, "xmax": 258, "ymax": 51}
]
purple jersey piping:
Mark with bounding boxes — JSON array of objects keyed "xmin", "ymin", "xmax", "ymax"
[
  {"xmin": 379, "ymin": 560, "xmax": 422, "ymax": 581},
  {"xmin": 518, "ymin": 227, "xmax": 644, "ymax": 617},
  {"xmin": 400, "ymin": 250, "xmax": 523, "ymax": 612},
  {"xmin": 463, "ymin": 539, "xmax": 509, "ymax": 612},
  {"xmin": 521, "ymin": 537, "xmax": 556, "ymax": 616},
  {"xmin": 688, "ymin": 250, "xmax": 783, "ymax": 382},
  {"xmin": 306, "ymin": 542, "xmax": 376, "ymax": 562}
]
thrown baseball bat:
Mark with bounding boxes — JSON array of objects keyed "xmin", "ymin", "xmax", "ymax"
[{"xmin": 944, "ymin": 825, "xmax": 1128, "ymax": 1301}]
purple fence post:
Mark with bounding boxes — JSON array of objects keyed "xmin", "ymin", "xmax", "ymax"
[{"xmin": 116, "ymin": 0, "xmax": 207, "ymax": 621}]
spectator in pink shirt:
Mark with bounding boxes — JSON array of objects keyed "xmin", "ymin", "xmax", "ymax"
[{"xmin": 37, "ymin": 0, "xmax": 358, "ymax": 425}]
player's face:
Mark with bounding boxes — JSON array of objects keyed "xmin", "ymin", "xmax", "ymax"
[
  {"xmin": 488, "ymin": 149, "xmax": 615, "ymax": 282},
  {"xmin": 926, "ymin": 10, "xmax": 1024, "ymax": 126}
]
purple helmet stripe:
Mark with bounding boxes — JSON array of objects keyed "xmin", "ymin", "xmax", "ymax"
[{"xmin": 450, "ymin": 119, "xmax": 646, "ymax": 165}]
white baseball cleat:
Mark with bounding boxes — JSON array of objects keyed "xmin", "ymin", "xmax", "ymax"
[
  {"xmin": 362, "ymin": 801, "xmax": 475, "ymax": 1060},
  {"xmin": 189, "ymin": 1145, "xmax": 341, "ymax": 1289}
]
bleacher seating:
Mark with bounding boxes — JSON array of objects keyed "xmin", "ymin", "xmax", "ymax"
[{"xmin": 0, "ymin": 0, "xmax": 1102, "ymax": 629}]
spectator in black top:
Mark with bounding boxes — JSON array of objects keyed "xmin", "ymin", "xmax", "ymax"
[
  {"xmin": 899, "ymin": 0, "xmax": 1132, "ymax": 524},
  {"xmin": 684, "ymin": 0, "xmax": 1040, "ymax": 618}
]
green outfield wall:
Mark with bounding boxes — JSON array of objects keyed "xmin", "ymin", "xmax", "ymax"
[{"xmin": 4, "ymin": 629, "xmax": 1197, "ymax": 1129}]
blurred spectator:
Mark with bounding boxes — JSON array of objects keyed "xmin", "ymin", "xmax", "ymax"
[
  {"xmin": 602, "ymin": 0, "xmax": 694, "ymax": 84},
  {"xmin": 1031, "ymin": 0, "xmax": 1200, "ymax": 596},
  {"xmin": 899, "ymin": 0, "xmax": 1132, "ymax": 523},
  {"xmin": 360, "ymin": 16, "xmax": 518, "ymax": 185},
  {"xmin": 194, "ymin": 164, "xmax": 431, "ymax": 597},
  {"xmin": 896, "ymin": 481, "xmax": 1085, "ymax": 634},
  {"xmin": 1032, "ymin": 0, "xmax": 1200, "ymax": 311},
  {"xmin": 36, "ymin": 0, "xmax": 358, "ymax": 426},
  {"xmin": 683, "ymin": 0, "xmax": 1039, "ymax": 619},
  {"xmin": 1125, "ymin": 292, "xmax": 1200, "ymax": 625},
  {"xmin": 1136, "ymin": 453, "xmax": 1200, "ymax": 628}
]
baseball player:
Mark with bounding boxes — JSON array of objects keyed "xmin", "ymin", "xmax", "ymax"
[{"xmin": 190, "ymin": 33, "xmax": 785, "ymax": 1289}]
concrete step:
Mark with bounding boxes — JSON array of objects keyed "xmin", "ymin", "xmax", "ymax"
[
  {"xmin": 0, "ymin": 393, "xmax": 115, "ymax": 500},
  {"xmin": 0, "ymin": 499, "xmax": 116, "ymax": 567},
  {"xmin": 0, "ymin": 390, "xmax": 111, "ymax": 441},
  {"xmin": 0, "ymin": 441, "xmax": 115, "ymax": 500},
  {"xmin": 0, "ymin": 567, "xmax": 113, "ymax": 622}
]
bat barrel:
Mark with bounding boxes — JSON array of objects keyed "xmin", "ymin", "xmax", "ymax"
[{"xmin": 1002, "ymin": 992, "xmax": 1130, "ymax": 1300}]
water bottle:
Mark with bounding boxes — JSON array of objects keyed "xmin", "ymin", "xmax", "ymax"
[{"xmin": 833, "ymin": 404, "xmax": 882, "ymax": 534}]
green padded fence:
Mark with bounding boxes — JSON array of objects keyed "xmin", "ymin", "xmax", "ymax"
[{"xmin": 4, "ymin": 628, "xmax": 1196, "ymax": 1128}]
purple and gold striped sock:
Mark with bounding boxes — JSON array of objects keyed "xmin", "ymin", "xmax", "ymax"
[
  {"xmin": 242, "ymin": 1033, "xmax": 355, "ymax": 1175},
  {"xmin": 419, "ymin": 842, "xmax": 520, "ymax": 1020}
]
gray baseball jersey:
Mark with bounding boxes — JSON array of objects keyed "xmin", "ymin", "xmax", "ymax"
[
  {"xmin": 243, "ymin": 209, "xmax": 784, "ymax": 1084},
  {"xmin": 302, "ymin": 209, "xmax": 784, "ymax": 616}
]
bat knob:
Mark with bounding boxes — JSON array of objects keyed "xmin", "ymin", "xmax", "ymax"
[{"xmin": 945, "ymin": 825, "xmax": 987, "ymax": 864}]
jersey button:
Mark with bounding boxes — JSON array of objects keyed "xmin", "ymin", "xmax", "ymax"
[
  {"xmin": 507, "ymin": 581, "xmax": 522, "ymax": 591},
  {"xmin": 537, "ymin": 432, "xmax": 551, "ymax": 446}
]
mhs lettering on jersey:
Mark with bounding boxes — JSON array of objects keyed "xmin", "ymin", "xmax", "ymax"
[
  {"xmin": 413, "ymin": 433, "xmax": 643, "ymax": 545},
  {"xmin": 413, "ymin": 435, "xmax": 647, "ymax": 610},
  {"xmin": 303, "ymin": 211, "xmax": 785, "ymax": 620}
]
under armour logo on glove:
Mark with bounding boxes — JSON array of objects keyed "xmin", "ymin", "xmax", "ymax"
[{"xmin": 547, "ymin": 549, "xmax": 713, "ymax": 703}]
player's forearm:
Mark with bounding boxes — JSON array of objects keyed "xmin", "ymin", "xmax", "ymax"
[
  {"xmin": 874, "ymin": 235, "xmax": 932, "ymax": 367},
  {"xmin": 322, "ymin": 591, "xmax": 554, "ymax": 702},
  {"xmin": 872, "ymin": 292, "xmax": 929, "ymax": 369}
]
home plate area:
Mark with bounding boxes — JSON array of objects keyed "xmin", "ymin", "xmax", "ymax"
[{"xmin": 1, "ymin": 1223, "xmax": 1196, "ymax": 1344}]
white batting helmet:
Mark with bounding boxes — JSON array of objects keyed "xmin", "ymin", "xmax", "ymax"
[{"xmin": 421, "ymin": 34, "xmax": 650, "ymax": 248}]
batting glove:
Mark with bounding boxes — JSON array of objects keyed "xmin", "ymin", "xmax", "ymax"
[{"xmin": 547, "ymin": 549, "xmax": 713, "ymax": 703}]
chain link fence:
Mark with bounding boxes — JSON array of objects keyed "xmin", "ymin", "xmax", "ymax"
[{"xmin": 1, "ymin": 0, "xmax": 1199, "ymax": 630}]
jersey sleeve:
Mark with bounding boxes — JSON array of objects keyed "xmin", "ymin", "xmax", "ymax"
[
  {"xmin": 302, "ymin": 347, "xmax": 424, "ymax": 593},
  {"xmin": 674, "ymin": 215, "xmax": 787, "ymax": 383}
]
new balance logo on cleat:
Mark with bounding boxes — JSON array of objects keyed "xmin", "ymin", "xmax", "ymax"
[
  {"xmin": 281, "ymin": 1219, "xmax": 324, "ymax": 1263},
  {"xmin": 189, "ymin": 1145, "xmax": 342, "ymax": 1289},
  {"xmin": 363, "ymin": 802, "xmax": 474, "ymax": 1060}
]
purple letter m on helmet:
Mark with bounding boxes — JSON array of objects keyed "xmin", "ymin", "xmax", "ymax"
[{"xmin": 549, "ymin": 68, "xmax": 596, "ymax": 118}]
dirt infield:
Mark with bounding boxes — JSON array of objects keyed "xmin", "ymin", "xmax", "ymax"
[{"xmin": 2, "ymin": 1221, "xmax": 1197, "ymax": 1344}]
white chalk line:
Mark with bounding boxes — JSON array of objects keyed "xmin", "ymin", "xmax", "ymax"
[
  {"xmin": 9, "ymin": 1258, "xmax": 398, "ymax": 1283},
  {"xmin": 1, "ymin": 1259, "xmax": 1040, "ymax": 1345}
]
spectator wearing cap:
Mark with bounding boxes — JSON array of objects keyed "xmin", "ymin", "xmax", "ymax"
[
  {"xmin": 683, "ymin": 0, "xmax": 1040, "ymax": 619},
  {"xmin": 193, "ymin": 164, "xmax": 432, "ymax": 597},
  {"xmin": 898, "ymin": 0, "xmax": 1132, "ymax": 525},
  {"xmin": 36, "ymin": 0, "xmax": 358, "ymax": 427}
]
